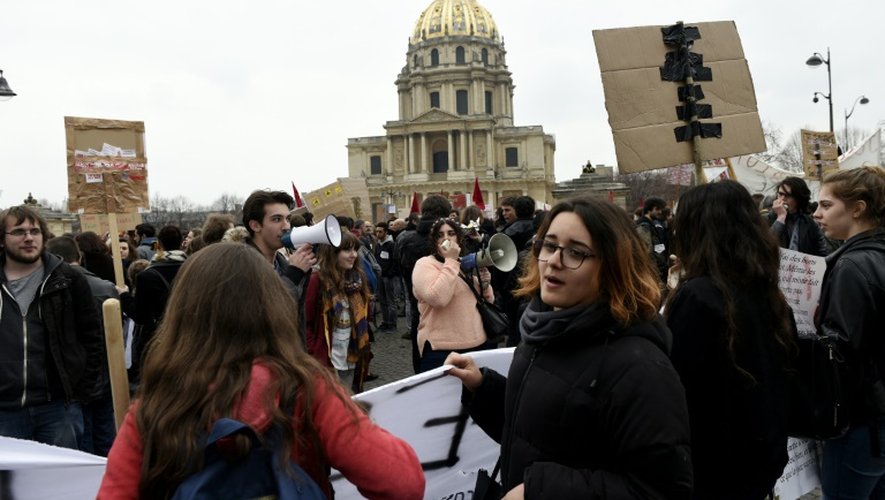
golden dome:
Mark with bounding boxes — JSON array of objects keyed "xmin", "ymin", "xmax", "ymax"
[{"xmin": 412, "ymin": 0, "xmax": 500, "ymax": 43}]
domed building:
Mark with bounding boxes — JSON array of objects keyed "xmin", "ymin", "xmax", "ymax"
[{"xmin": 347, "ymin": 0, "xmax": 555, "ymax": 220}]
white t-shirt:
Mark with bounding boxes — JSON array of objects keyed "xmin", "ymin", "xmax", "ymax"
[{"xmin": 330, "ymin": 303, "xmax": 355, "ymax": 371}]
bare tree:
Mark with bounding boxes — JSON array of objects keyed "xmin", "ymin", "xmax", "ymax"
[{"xmin": 212, "ymin": 193, "xmax": 244, "ymax": 214}]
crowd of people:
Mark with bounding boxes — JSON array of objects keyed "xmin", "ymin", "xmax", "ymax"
[{"xmin": 0, "ymin": 166, "xmax": 883, "ymax": 499}]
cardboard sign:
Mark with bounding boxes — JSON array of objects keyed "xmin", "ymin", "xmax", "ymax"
[
  {"xmin": 302, "ymin": 178, "xmax": 372, "ymax": 221},
  {"xmin": 65, "ymin": 116, "xmax": 149, "ymax": 214},
  {"xmin": 79, "ymin": 211, "xmax": 141, "ymax": 235},
  {"xmin": 593, "ymin": 21, "xmax": 765, "ymax": 173},
  {"xmin": 777, "ymin": 248, "xmax": 826, "ymax": 337},
  {"xmin": 801, "ymin": 129, "xmax": 839, "ymax": 179}
]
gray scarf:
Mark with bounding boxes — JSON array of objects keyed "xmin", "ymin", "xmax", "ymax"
[{"xmin": 520, "ymin": 296, "xmax": 608, "ymax": 344}]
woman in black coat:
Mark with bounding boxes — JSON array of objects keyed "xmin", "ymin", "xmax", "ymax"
[
  {"xmin": 666, "ymin": 181, "xmax": 794, "ymax": 499},
  {"xmin": 813, "ymin": 167, "xmax": 885, "ymax": 497},
  {"xmin": 447, "ymin": 197, "xmax": 692, "ymax": 499}
]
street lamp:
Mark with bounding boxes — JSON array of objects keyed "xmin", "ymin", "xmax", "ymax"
[
  {"xmin": 0, "ymin": 70, "xmax": 16, "ymax": 101},
  {"xmin": 806, "ymin": 48, "xmax": 833, "ymax": 133},
  {"xmin": 844, "ymin": 95, "xmax": 870, "ymax": 150}
]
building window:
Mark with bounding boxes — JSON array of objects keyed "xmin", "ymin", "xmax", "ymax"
[
  {"xmin": 413, "ymin": 55, "xmax": 418, "ymax": 68},
  {"xmin": 430, "ymin": 49, "xmax": 439, "ymax": 66},
  {"xmin": 485, "ymin": 91, "xmax": 493, "ymax": 114},
  {"xmin": 456, "ymin": 90, "xmax": 468, "ymax": 115},
  {"xmin": 505, "ymin": 147, "xmax": 518, "ymax": 167},
  {"xmin": 481, "ymin": 48, "xmax": 489, "ymax": 65},
  {"xmin": 370, "ymin": 155, "xmax": 382, "ymax": 175},
  {"xmin": 456, "ymin": 46, "xmax": 466, "ymax": 64},
  {"xmin": 430, "ymin": 91, "xmax": 440, "ymax": 109}
]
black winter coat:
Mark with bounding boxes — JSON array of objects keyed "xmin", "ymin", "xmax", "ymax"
[
  {"xmin": 464, "ymin": 303, "xmax": 693, "ymax": 499},
  {"xmin": 817, "ymin": 227, "xmax": 885, "ymax": 426},
  {"xmin": 667, "ymin": 277, "xmax": 790, "ymax": 499},
  {"xmin": 0, "ymin": 253, "xmax": 104, "ymax": 408}
]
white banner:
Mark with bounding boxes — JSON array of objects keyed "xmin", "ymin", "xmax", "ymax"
[
  {"xmin": 1, "ymin": 347, "xmax": 819, "ymax": 499},
  {"xmin": 777, "ymin": 248, "xmax": 826, "ymax": 337}
]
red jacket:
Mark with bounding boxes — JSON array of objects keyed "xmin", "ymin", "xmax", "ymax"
[{"xmin": 98, "ymin": 362, "xmax": 424, "ymax": 499}]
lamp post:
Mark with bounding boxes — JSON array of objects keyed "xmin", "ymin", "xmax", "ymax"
[
  {"xmin": 0, "ymin": 70, "xmax": 16, "ymax": 101},
  {"xmin": 844, "ymin": 95, "xmax": 870, "ymax": 150},
  {"xmin": 806, "ymin": 48, "xmax": 833, "ymax": 133}
]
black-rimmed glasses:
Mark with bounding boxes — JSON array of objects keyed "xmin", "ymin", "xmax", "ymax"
[{"xmin": 532, "ymin": 239, "xmax": 595, "ymax": 270}]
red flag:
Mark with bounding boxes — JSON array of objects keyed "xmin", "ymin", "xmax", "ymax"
[
  {"xmin": 472, "ymin": 177, "xmax": 486, "ymax": 210},
  {"xmin": 291, "ymin": 181, "xmax": 304, "ymax": 208},
  {"xmin": 410, "ymin": 192, "xmax": 420, "ymax": 214},
  {"xmin": 608, "ymin": 190, "xmax": 614, "ymax": 203}
]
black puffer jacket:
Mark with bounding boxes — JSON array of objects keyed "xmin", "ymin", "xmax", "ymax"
[
  {"xmin": 0, "ymin": 253, "xmax": 103, "ymax": 408},
  {"xmin": 464, "ymin": 303, "xmax": 693, "ymax": 499},
  {"xmin": 817, "ymin": 227, "xmax": 885, "ymax": 426}
]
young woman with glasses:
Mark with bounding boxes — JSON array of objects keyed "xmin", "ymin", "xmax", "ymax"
[{"xmin": 446, "ymin": 197, "xmax": 692, "ymax": 499}]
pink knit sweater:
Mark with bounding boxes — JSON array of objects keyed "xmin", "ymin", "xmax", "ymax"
[{"xmin": 412, "ymin": 256, "xmax": 494, "ymax": 355}]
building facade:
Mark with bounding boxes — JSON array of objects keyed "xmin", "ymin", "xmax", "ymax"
[{"xmin": 347, "ymin": 0, "xmax": 555, "ymax": 221}]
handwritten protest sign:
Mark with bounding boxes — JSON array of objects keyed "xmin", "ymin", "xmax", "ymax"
[{"xmin": 777, "ymin": 248, "xmax": 826, "ymax": 337}]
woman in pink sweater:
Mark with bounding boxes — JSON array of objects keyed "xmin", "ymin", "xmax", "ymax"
[
  {"xmin": 412, "ymin": 218, "xmax": 495, "ymax": 372},
  {"xmin": 98, "ymin": 243, "xmax": 423, "ymax": 499}
]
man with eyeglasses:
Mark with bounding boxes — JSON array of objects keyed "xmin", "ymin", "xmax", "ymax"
[
  {"xmin": 768, "ymin": 177, "xmax": 829, "ymax": 257},
  {"xmin": 0, "ymin": 205, "xmax": 103, "ymax": 450}
]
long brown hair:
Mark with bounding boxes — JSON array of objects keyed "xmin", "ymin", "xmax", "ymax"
[
  {"xmin": 135, "ymin": 243, "xmax": 342, "ymax": 498},
  {"xmin": 315, "ymin": 232, "xmax": 370, "ymax": 302},
  {"xmin": 515, "ymin": 197, "xmax": 661, "ymax": 326},
  {"xmin": 666, "ymin": 181, "xmax": 794, "ymax": 378}
]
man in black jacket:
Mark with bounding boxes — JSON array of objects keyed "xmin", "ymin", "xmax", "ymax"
[
  {"xmin": 768, "ymin": 176, "xmax": 829, "ymax": 256},
  {"xmin": 636, "ymin": 197, "xmax": 670, "ymax": 283},
  {"xmin": 394, "ymin": 195, "xmax": 452, "ymax": 372},
  {"xmin": 0, "ymin": 206, "xmax": 103, "ymax": 450},
  {"xmin": 119, "ymin": 225, "xmax": 187, "ymax": 385},
  {"xmin": 374, "ymin": 222, "xmax": 398, "ymax": 333},
  {"xmin": 46, "ymin": 235, "xmax": 119, "ymax": 456}
]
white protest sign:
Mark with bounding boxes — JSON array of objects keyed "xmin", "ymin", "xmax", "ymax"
[
  {"xmin": 0, "ymin": 436, "xmax": 107, "ymax": 499},
  {"xmin": 333, "ymin": 348, "xmax": 515, "ymax": 500},
  {"xmin": 773, "ymin": 438, "xmax": 821, "ymax": 499},
  {"xmin": 777, "ymin": 248, "xmax": 826, "ymax": 337}
]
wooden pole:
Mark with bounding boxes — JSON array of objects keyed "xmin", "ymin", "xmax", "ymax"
[
  {"xmin": 102, "ymin": 298, "xmax": 130, "ymax": 430},
  {"xmin": 107, "ymin": 213, "xmax": 126, "ymax": 288}
]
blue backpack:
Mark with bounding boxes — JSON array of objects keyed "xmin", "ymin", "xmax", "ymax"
[{"xmin": 171, "ymin": 418, "xmax": 325, "ymax": 500}]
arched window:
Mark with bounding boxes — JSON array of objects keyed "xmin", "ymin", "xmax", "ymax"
[
  {"xmin": 430, "ymin": 49, "xmax": 439, "ymax": 66},
  {"xmin": 481, "ymin": 48, "xmax": 489, "ymax": 65},
  {"xmin": 456, "ymin": 46, "xmax": 466, "ymax": 64}
]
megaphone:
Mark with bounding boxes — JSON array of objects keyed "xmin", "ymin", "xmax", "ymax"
[
  {"xmin": 461, "ymin": 233, "xmax": 518, "ymax": 272},
  {"xmin": 282, "ymin": 214, "xmax": 342, "ymax": 249}
]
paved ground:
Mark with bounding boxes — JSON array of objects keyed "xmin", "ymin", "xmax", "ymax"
[{"xmin": 363, "ymin": 312, "xmax": 418, "ymax": 391}]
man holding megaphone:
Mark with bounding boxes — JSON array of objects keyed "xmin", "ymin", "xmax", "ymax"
[{"xmin": 243, "ymin": 190, "xmax": 318, "ymax": 342}]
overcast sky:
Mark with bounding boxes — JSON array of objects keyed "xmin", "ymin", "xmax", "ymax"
[{"xmin": 0, "ymin": 0, "xmax": 881, "ymax": 210}]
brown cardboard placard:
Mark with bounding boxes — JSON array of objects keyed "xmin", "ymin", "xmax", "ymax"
[
  {"xmin": 65, "ymin": 116, "xmax": 149, "ymax": 214},
  {"xmin": 593, "ymin": 21, "xmax": 766, "ymax": 173},
  {"xmin": 79, "ymin": 211, "xmax": 141, "ymax": 235},
  {"xmin": 800, "ymin": 129, "xmax": 839, "ymax": 179}
]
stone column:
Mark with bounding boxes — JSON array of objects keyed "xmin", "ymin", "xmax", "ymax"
[
  {"xmin": 386, "ymin": 137, "xmax": 393, "ymax": 175},
  {"xmin": 467, "ymin": 130, "xmax": 474, "ymax": 171},
  {"xmin": 407, "ymin": 134, "xmax": 414, "ymax": 173},
  {"xmin": 487, "ymin": 131, "xmax": 494, "ymax": 168},
  {"xmin": 421, "ymin": 133, "xmax": 428, "ymax": 174},
  {"xmin": 447, "ymin": 130, "xmax": 454, "ymax": 171},
  {"xmin": 460, "ymin": 129, "xmax": 467, "ymax": 173}
]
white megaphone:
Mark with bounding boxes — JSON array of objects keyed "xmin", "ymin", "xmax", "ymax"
[
  {"xmin": 460, "ymin": 233, "xmax": 518, "ymax": 272},
  {"xmin": 281, "ymin": 214, "xmax": 342, "ymax": 249}
]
